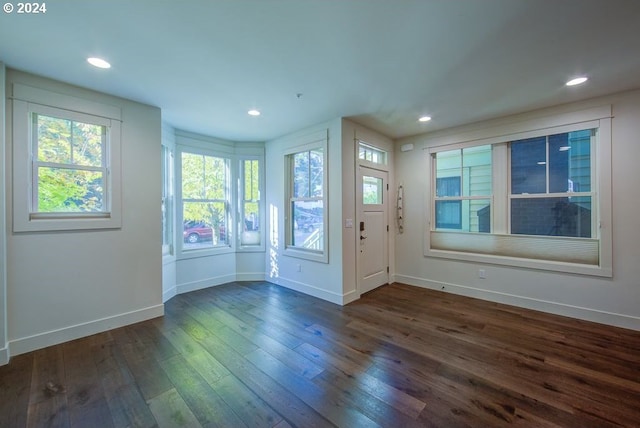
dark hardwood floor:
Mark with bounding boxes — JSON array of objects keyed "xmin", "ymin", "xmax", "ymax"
[{"xmin": 1, "ymin": 281, "xmax": 639, "ymax": 427}]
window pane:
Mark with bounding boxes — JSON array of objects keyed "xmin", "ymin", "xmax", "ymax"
[
  {"xmin": 548, "ymin": 133, "xmax": 571, "ymax": 193},
  {"xmin": 181, "ymin": 153, "xmax": 226, "ymax": 201},
  {"xmin": 436, "ymin": 150, "xmax": 461, "ymax": 196},
  {"xmin": 511, "ymin": 136, "xmax": 546, "ymax": 194},
  {"xmin": 435, "ymin": 200, "xmax": 461, "ymax": 229},
  {"xmin": 293, "ymin": 152, "xmax": 309, "ymax": 198},
  {"xmin": 244, "ymin": 160, "xmax": 259, "ymax": 200},
  {"xmin": 436, "ymin": 199, "xmax": 491, "ymax": 232},
  {"xmin": 549, "ymin": 131, "xmax": 595, "ymax": 193},
  {"xmin": 511, "ymin": 197, "xmax": 592, "ymax": 237},
  {"xmin": 467, "ymin": 199, "xmax": 491, "ymax": 233},
  {"xmin": 363, "ymin": 176, "xmax": 383, "ymax": 204},
  {"xmin": 204, "ymin": 156, "xmax": 226, "ymax": 200},
  {"xmin": 183, "ymin": 201, "xmax": 227, "ymax": 249},
  {"xmin": 37, "ymin": 167, "xmax": 104, "ymax": 212},
  {"xmin": 463, "ymin": 145, "xmax": 492, "ymax": 196},
  {"xmin": 436, "ymin": 176, "xmax": 460, "ymax": 197},
  {"xmin": 241, "ymin": 159, "xmax": 260, "ymax": 246},
  {"xmin": 292, "ymin": 200, "xmax": 323, "ymax": 249},
  {"xmin": 181, "ymin": 152, "xmax": 205, "ymax": 199},
  {"xmin": 241, "ymin": 201, "xmax": 260, "ymax": 245},
  {"xmin": 566, "ymin": 129, "xmax": 591, "ymax": 192},
  {"xmin": 309, "ymin": 149, "xmax": 324, "ymax": 197},
  {"xmin": 36, "ymin": 114, "xmax": 71, "ymax": 163},
  {"xmin": 36, "ymin": 114, "xmax": 104, "ymax": 167},
  {"xmin": 72, "ymin": 121, "xmax": 104, "ymax": 167},
  {"xmin": 359, "ymin": 143, "xmax": 387, "ymax": 165}
]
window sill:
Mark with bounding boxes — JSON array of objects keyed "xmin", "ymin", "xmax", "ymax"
[
  {"xmin": 177, "ymin": 245, "xmax": 234, "ymax": 260},
  {"xmin": 283, "ymin": 247, "xmax": 328, "ymax": 264},
  {"xmin": 425, "ymin": 247, "xmax": 612, "ymax": 278},
  {"xmin": 14, "ymin": 213, "xmax": 121, "ymax": 233}
]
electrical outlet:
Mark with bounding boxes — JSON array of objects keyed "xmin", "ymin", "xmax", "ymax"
[
  {"xmin": 478, "ymin": 269, "xmax": 486, "ymax": 279},
  {"xmin": 297, "ymin": 264, "xmax": 302, "ymax": 272}
]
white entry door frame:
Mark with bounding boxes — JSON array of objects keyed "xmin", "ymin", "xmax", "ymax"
[{"xmin": 356, "ymin": 166, "xmax": 389, "ymax": 295}]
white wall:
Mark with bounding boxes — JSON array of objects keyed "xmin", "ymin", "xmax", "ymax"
[
  {"xmin": 265, "ymin": 119, "xmax": 347, "ymax": 303},
  {"xmin": 5, "ymin": 69, "xmax": 164, "ymax": 357},
  {"xmin": 394, "ymin": 89, "xmax": 640, "ymax": 330}
]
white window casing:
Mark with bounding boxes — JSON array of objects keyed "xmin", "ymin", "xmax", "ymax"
[
  {"xmin": 12, "ymin": 84, "xmax": 122, "ymax": 232},
  {"xmin": 425, "ymin": 106, "xmax": 612, "ymax": 277},
  {"xmin": 283, "ymin": 129, "xmax": 329, "ymax": 263}
]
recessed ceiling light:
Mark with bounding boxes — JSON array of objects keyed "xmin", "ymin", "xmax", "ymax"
[
  {"xmin": 87, "ymin": 57, "xmax": 111, "ymax": 69},
  {"xmin": 566, "ymin": 76, "xmax": 588, "ymax": 86},
  {"xmin": 247, "ymin": 109, "xmax": 261, "ymax": 116},
  {"xmin": 418, "ymin": 115, "xmax": 432, "ymax": 122}
]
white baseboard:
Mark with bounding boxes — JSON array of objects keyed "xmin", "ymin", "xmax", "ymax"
[
  {"xmin": 236, "ymin": 272, "xmax": 266, "ymax": 281},
  {"xmin": 163, "ymin": 286, "xmax": 177, "ymax": 303},
  {"xmin": 270, "ymin": 276, "xmax": 348, "ymax": 305},
  {"xmin": 342, "ymin": 289, "xmax": 360, "ymax": 305},
  {"xmin": 176, "ymin": 274, "xmax": 236, "ymax": 294},
  {"xmin": 9, "ymin": 304, "xmax": 165, "ymax": 358},
  {"xmin": 395, "ymin": 274, "xmax": 640, "ymax": 331}
]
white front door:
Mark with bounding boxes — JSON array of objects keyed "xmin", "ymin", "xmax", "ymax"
[{"xmin": 357, "ymin": 167, "xmax": 389, "ymax": 294}]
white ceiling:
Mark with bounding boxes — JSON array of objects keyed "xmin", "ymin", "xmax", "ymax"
[{"xmin": 1, "ymin": 0, "xmax": 640, "ymax": 142}]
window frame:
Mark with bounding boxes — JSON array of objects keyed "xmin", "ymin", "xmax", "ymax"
[
  {"xmin": 425, "ymin": 106, "xmax": 612, "ymax": 277},
  {"xmin": 508, "ymin": 130, "xmax": 596, "ymax": 238},
  {"xmin": 161, "ymin": 144, "xmax": 175, "ymax": 256},
  {"xmin": 176, "ymin": 145, "xmax": 232, "ymax": 257},
  {"xmin": 284, "ymin": 131, "xmax": 329, "ymax": 263},
  {"xmin": 12, "ymin": 84, "xmax": 122, "ymax": 232},
  {"xmin": 238, "ymin": 156, "xmax": 265, "ymax": 251}
]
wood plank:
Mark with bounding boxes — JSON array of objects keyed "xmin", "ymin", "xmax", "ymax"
[
  {"xmin": 245, "ymin": 348, "xmax": 380, "ymax": 428},
  {"xmin": 214, "ymin": 374, "xmax": 284, "ymax": 427},
  {"xmin": 147, "ymin": 388, "xmax": 202, "ymax": 428},
  {"xmin": 295, "ymin": 342, "xmax": 426, "ymax": 419},
  {"xmin": 93, "ymin": 339, "xmax": 158, "ymax": 428},
  {"xmin": 159, "ymin": 354, "xmax": 248, "ymax": 428},
  {"xmin": 0, "ymin": 352, "xmax": 33, "ymax": 428},
  {"xmin": 194, "ymin": 325, "xmax": 333, "ymax": 427},
  {"xmin": 112, "ymin": 327, "xmax": 174, "ymax": 401},
  {"xmin": 26, "ymin": 345, "xmax": 69, "ymax": 428},
  {"xmin": 2, "ymin": 281, "xmax": 639, "ymax": 427},
  {"xmin": 62, "ymin": 336, "xmax": 114, "ymax": 428}
]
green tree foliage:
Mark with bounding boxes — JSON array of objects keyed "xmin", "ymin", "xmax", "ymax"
[
  {"xmin": 293, "ymin": 149, "xmax": 323, "ymax": 198},
  {"xmin": 242, "ymin": 159, "xmax": 260, "ymax": 231},
  {"xmin": 35, "ymin": 114, "xmax": 105, "ymax": 212},
  {"xmin": 181, "ymin": 152, "xmax": 228, "ymax": 233}
]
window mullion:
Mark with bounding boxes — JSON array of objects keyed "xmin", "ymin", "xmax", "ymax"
[
  {"xmin": 494, "ymin": 142, "xmax": 508, "ymax": 234},
  {"xmin": 546, "ymin": 136, "xmax": 550, "ymax": 194}
]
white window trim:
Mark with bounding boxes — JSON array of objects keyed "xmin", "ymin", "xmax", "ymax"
[
  {"xmin": 425, "ymin": 106, "xmax": 612, "ymax": 277},
  {"xmin": 161, "ymin": 145, "xmax": 175, "ymax": 257},
  {"xmin": 175, "ymin": 144, "xmax": 234, "ymax": 259},
  {"xmin": 237, "ymin": 156, "xmax": 265, "ymax": 252},
  {"xmin": 11, "ymin": 85, "xmax": 122, "ymax": 232},
  {"xmin": 283, "ymin": 130, "xmax": 329, "ymax": 263}
]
